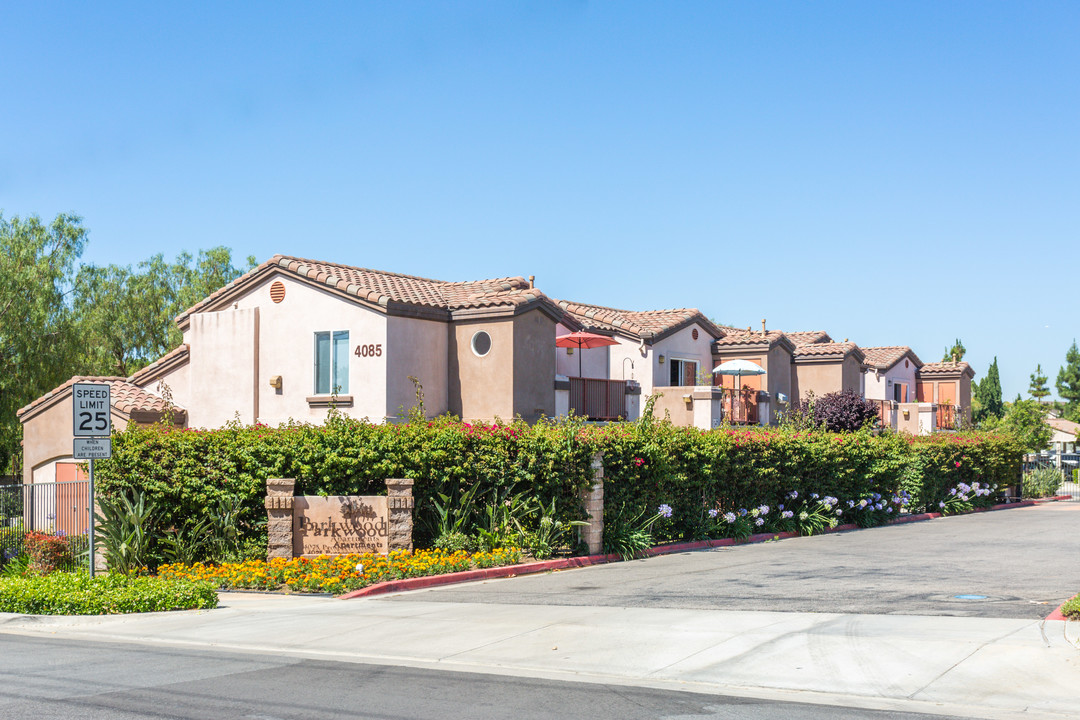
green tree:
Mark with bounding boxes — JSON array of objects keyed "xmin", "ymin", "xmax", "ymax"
[
  {"xmin": 0, "ymin": 213, "xmax": 88, "ymax": 475},
  {"xmin": 1029, "ymin": 364, "xmax": 1050, "ymax": 401},
  {"xmin": 973, "ymin": 357, "xmax": 1003, "ymax": 424},
  {"xmin": 993, "ymin": 397, "xmax": 1052, "ymax": 452},
  {"xmin": 75, "ymin": 248, "xmax": 255, "ymax": 377},
  {"xmin": 942, "ymin": 338, "xmax": 966, "ymax": 362},
  {"xmin": 1056, "ymin": 340, "xmax": 1080, "ymax": 421}
]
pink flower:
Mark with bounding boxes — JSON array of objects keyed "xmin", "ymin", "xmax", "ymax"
[
  {"xmin": 633, "ymin": 457, "xmax": 645, "ymax": 466},
  {"xmin": 955, "ymin": 461, "xmax": 961, "ymax": 468}
]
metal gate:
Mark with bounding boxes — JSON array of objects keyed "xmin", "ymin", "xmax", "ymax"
[{"xmin": 0, "ymin": 479, "xmax": 91, "ymax": 569}]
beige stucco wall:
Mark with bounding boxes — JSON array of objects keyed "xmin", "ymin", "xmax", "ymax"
[
  {"xmin": 513, "ymin": 311, "xmax": 557, "ymax": 421},
  {"xmin": 385, "ymin": 315, "xmax": 448, "ymax": 420},
  {"xmin": 765, "ymin": 345, "xmax": 794, "ymax": 401},
  {"xmin": 647, "ymin": 387, "xmax": 696, "ymax": 427},
  {"xmin": 214, "ymin": 272, "xmax": 390, "ymax": 425},
  {"xmin": 792, "ymin": 361, "xmax": 842, "ymax": 402},
  {"xmin": 449, "ymin": 318, "xmax": 515, "ymax": 421},
  {"xmin": 21, "ymin": 393, "xmax": 129, "ymax": 485},
  {"xmin": 842, "ymin": 355, "xmax": 863, "ymax": 394}
]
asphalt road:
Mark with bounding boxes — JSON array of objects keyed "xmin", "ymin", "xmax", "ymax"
[
  {"xmin": 403, "ymin": 502, "xmax": 1080, "ymax": 619},
  {"xmin": 0, "ymin": 635, "xmax": 976, "ymax": 720}
]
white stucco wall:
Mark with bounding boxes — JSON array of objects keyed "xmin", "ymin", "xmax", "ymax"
[
  {"xmin": 182, "ymin": 273, "xmax": 392, "ymax": 426},
  {"xmin": 640, "ymin": 324, "xmax": 716, "ymax": 396},
  {"xmin": 863, "ymin": 359, "xmax": 918, "ymax": 402},
  {"xmin": 187, "ymin": 307, "xmax": 259, "ymax": 427}
]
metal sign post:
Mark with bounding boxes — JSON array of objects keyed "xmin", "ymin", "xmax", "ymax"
[
  {"xmin": 73, "ymin": 383, "xmax": 111, "ymax": 577},
  {"xmin": 87, "ymin": 458, "xmax": 95, "ymax": 577}
]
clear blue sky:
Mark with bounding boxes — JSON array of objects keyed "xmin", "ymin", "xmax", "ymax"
[{"xmin": 3, "ymin": 1, "xmax": 1077, "ymax": 402}]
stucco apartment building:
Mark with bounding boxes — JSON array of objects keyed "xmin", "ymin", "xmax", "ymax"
[{"xmin": 18, "ymin": 254, "xmax": 974, "ymax": 486}]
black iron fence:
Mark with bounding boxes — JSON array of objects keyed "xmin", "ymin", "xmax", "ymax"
[{"xmin": 0, "ymin": 479, "xmax": 91, "ymax": 569}]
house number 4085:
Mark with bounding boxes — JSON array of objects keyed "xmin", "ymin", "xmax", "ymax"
[{"xmin": 354, "ymin": 344, "xmax": 383, "ymax": 358}]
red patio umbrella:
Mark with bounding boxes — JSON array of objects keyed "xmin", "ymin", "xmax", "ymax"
[{"xmin": 555, "ymin": 331, "xmax": 619, "ymax": 378}]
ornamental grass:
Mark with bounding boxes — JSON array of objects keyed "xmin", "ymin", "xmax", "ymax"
[{"xmin": 157, "ymin": 547, "xmax": 522, "ymax": 595}]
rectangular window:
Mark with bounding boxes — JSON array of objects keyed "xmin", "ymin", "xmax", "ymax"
[
  {"xmin": 314, "ymin": 331, "xmax": 349, "ymax": 394},
  {"xmin": 669, "ymin": 358, "xmax": 698, "ymax": 386}
]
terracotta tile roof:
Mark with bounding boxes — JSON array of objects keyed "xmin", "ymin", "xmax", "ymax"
[
  {"xmin": 793, "ymin": 342, "xmax": 864, "ymax": 361},
  {"xmin": 714, "ymin": 330, "xmax": 788, "ymax": 347},
  {"xmin": 1048, "ymin": 417, "xmax": 1079, "ymax": 436},
  {"xmin": 128, "ymin": 344, "xmax": 190, "ymax": 386},
  {"xmin": 918, "ymin": 361, "xmax": 973, "ymax": 377},
  {"xmin": 554, "ymin": 300, "xmax": 723, "ymax": 341},
  {"xmin": 17, "ymin": 376, "xmax": 185, "ymax": 421},
  {"xmin": 785, "ymin": 330, "xmax": 832, "ymax": 346},
  {"xmin": 177, "ymin": 255, "xmax": 560, "ymax": 323},
  {"xmin": 861, "ymin": 346, "xmax": 923, "ymax": 370}
]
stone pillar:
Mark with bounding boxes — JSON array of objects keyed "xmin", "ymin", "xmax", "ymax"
[
  {"xmin": 580, "ymin": 452, "xmax": 604, "ymax": 555},
  {"xmin": 265, "ymin": 478, "xmax": 295, "ymax": 560},
  {"xmin": 385, "ymin": 478, "xmax": 414, "ymax": 552}
]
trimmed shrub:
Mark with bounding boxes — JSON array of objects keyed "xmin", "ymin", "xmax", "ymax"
[
  {"xmin": 0, "ymin": 572, "xmax": 218, "ymax": 615},
  {"xmin": 808, "ymin": 390, "xmax": 880, "ymax": 432},
  {"xmin": 94, "ymin": 413, "xmax": 1023, "ymax": 555},
  {"xmin": 22, "ymin": 532, "xmax": 73, "ymax": 574}
]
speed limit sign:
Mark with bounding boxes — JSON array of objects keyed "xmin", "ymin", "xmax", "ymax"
[{"xmin": 73, "ymin": 382, "xmax": 112, "ymax": 437}]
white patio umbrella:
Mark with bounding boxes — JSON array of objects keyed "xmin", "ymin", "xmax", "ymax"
[
  {"xmin": 711, "ymin": 359, "xmax": 766, "ymax": 389},
  {"xmin": 712, "ymin": 359, "xmax": 766, "ymax": 424}
]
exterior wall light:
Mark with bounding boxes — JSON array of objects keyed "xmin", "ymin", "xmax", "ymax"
[
  {"xmin": 566, "ymin": 347, "xmax": 574, "ymax": 355},
  {"xmin": 659, "ymin": 354, "xmax": 666, "ymax": 364},
  {"xmin": 269, "ymin": 375, "xmax": 283, "ymax": 390}
]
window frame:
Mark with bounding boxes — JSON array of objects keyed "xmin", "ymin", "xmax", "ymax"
[{"xmin": 314, "ymin": 330, "xmax": 350, "ymax": 395}]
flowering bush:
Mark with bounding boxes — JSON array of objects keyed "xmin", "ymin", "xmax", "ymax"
[
  {"xmin": 936, "ymin": 481, "xmax": 997, "ymax": 515},
  {"xmin": 157, "ymin": 547, "xmax": 522, "ymax": 595},
  {"xmin": 95, "ymin": 411, "xmax": 1023, "ymax": 553},
  {"xmin": 22, "ymin": 532, "xmax": 74, "ymax": 574}
]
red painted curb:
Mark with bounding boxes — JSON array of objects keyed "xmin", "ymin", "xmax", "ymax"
[
  {"xmin": 338, "ymin": 495, "xmax": 1068, "ymax": 600},
  {"xmin": 1045, "ymin": 604, "xmax": 1069, "ymax": 622}
]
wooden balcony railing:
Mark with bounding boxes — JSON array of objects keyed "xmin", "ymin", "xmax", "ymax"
[
  {"xmin": 937, "ymin": 404, "xmax": 957, "ymax": 430},
  {"xmin": 722, "ymin": 388, "xmax": 758, "ymax": 425},
  {"xmin": 569, "ymin": 378, "xmax": 627, "ymax": 420}
]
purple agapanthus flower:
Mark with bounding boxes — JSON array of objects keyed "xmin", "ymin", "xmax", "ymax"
[
  {"xmin": 708, "ymin": 508, "xmax": 719, "ymax": 518},
  {"xmin": 754, "ymin": 517, "xmax": 764, "ymax": 527},
  {"xmin": 724, "ymin": 512, "xmax": 737, "ymax": 524},
  {"xmin": 658, "ymin": 504, "xmax": 673, "ymax": 519}
]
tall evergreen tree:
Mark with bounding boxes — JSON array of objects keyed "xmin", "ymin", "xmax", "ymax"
[
  {"xmin": 943, "ymin": 338, "xmax": 967, "ymax": 362},
  {"xmin": 1057, "ymin": 340, "xmax": 1080, "ymax": 421},
  {"xmin": 1029, "ymin": 364, "xmax": 1050, "ymax": 401},
  {"xmin": 973, "ymin": 357, "xmax": 1004, "ymax": 424}
]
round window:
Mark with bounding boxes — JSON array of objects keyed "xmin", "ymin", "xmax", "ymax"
[{"xmin": 471, "ymin": 331, "xmax": 492, "ymax": 357}]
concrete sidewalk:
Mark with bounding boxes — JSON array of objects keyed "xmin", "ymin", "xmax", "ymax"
[{"xmin": 2, "ymin": 585, "xmax": 1078, "ymax": 720}]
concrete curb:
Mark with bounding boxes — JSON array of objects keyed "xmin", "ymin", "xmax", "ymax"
[{"xmin": 340, "ymin": 495, "xmax": 1068, "ymax": 600}]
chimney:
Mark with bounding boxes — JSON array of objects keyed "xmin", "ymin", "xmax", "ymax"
[
  {"xmin": 528, "ymin": 275, "xmax": 535, "ymax": 289},
  {"xmin": 761, "ymin": 319, "xmax": 767, "ymax": 337}
]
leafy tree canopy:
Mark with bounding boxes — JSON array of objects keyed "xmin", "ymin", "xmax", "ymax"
[
  {"xmin": 0, "ymin": 211, "xmax": 255, "ymax": 475},
  {"xmin": 74, "ymin": 248, "xmax": 255, "ymax": 377},
  {"xmin": 1056, "ymin": 340, "xmax": 1080, "ymax": 421},
  {"xmin": 983, "ymin": 397, "xmax": 1052, "ymax": 453},
  {"xmin": 0, "ymin": 213, "xmax": 87, "ymax": 474},
  {"xmin": 1029, "ymin": 364, "xmax": 1050, "ymax": 401},
  {"xmin": 973, "ymin": 356, "xmax": 1003, "ymax": 425},
  {"xmin": 942, "ymin": 338, "xmax": 966, "ymax": 362}
]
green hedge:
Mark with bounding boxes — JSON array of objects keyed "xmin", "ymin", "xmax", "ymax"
[
  {"xmin": 0, "ymin": 572, "xmax": 218, "ymax": 615},
  {"xmin": 94, "ymin": 414, "xmax": 1023, "ymax": 554}
]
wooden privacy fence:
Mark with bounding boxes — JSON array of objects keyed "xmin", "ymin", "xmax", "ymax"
[{"xmin": 569, "ymin": 378, "xmax": 627, "ymax": 420}]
